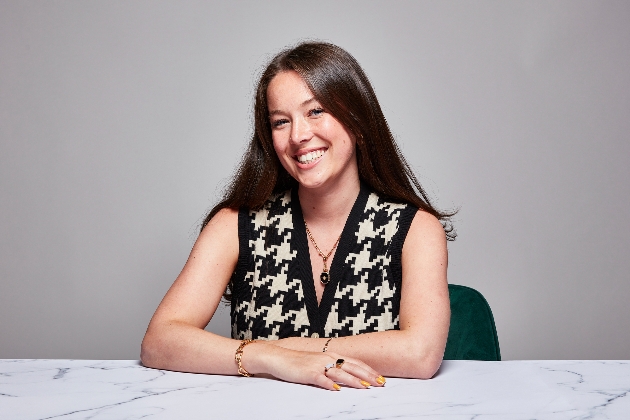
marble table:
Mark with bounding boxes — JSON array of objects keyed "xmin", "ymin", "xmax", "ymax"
[{"xmin": 1, "ymin": 359, "xmax": 629, "ymax": 419}]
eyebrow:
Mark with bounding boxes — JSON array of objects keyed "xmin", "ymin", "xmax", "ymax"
[{"xmin": 268, "ymin": 97, "xmax": 318, "ymax": 117}]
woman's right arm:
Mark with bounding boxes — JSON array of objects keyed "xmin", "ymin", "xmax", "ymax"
[
  {"xmin": 140, "ymin": 207, "xmax": 243, "ymax": 374},
  {"xmin": 140, "ymin": 208, "xmax": 381, "ymax": 389}
]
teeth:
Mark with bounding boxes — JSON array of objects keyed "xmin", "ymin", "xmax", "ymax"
[{"xmin": 297, "ymin": 149, "xmax": 325, "ymax": 164}]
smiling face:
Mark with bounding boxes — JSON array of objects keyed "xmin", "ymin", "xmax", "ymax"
[{"xmin": 267, "ymin": 70, "xmax": 359, "ymax": 192}]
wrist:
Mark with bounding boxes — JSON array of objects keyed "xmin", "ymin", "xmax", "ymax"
[
  {"xmin": 237, "ymin": 340, "xmax": 280, "ymax": 376},
  {"xmin": 322, "ymin": 337, "xmax": 334, "ymax": 353},
  {"xmin": 235, "ymin": 339, "xmax": 257, "ymax": 377},
  {"xmin": 271, "ymin": 336, "xmax": 324, "ymax": 352}
]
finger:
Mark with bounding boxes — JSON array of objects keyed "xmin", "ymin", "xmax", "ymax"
[
  {"xmin": 325, "ymin": 352, "xmax": 379, "ymax": 375},
  {"xmin": 339, "ymin": 361, "xmax": 385, "ymax": 387},
  {"xmin": 325, "ymin": 355, "xmax": 385, "ymax": 386},
  {"xmin": 349, "ymin": 360, "xmax": 382, "ymax": 382},
  {"xmin": 314, "ymin": 373, "xmax": 341, "ymax": 391},
  {"xmin": 325, "ymin": 365, "xmax": 371, "ymax": 389}
]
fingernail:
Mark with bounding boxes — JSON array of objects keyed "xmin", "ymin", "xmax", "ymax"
[
  {"xmin": 376, "ymin": 375, "xmax": 386, "ymax": 385},
  {"xmin": 333, "ymin": 383, "xmax": 341, "ymax": 391},
  {"xmin": 360, "ymin": 380, "xmax": 371, "ymax": 388}
]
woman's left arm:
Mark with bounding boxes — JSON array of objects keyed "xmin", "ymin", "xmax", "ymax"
[{"xmin": 273, "ymin": 210, "xmax": 450, "ymax": 379}]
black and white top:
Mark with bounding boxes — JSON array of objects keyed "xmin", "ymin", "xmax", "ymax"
[{"xmin": 230, "ymin": 184, "xmax": 418, "ymax": 340}]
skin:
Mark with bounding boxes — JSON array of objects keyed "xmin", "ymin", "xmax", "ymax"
[
  {"xmin": 268, "ymin": 70, "xmax": 361, "ymax": 304},
  {"xmin": 141, "ymin": 70, "xmax": 450, "ymax": 390}
]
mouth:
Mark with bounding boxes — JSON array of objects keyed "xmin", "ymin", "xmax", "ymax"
[{"xmin": 294, "ymin": 148, "xmax": 327, "ymax": 165}]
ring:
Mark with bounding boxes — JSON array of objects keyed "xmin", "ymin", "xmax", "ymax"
[
  {"xmin": 324, "ymin": 363, "xmax": 335, "ymax": 374},
  {"xmin": 335, "ymin": 359, "xmax": 345, "ymax": 369}
]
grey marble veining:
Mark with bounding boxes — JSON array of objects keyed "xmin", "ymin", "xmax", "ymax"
[{"xmin": 1, "ymin": 359, "xmax": 629, "ymax": 419}]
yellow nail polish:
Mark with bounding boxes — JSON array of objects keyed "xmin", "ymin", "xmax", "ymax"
[
  {"xmin": 360, "ymin": 380, "xmax": 371, "ymax": 388},
  {"xmin": 376, "ymin": 375, "xmax": 386, "ymax": 385},
  {"xmin": 333, "ymin": 383, "xmax": 341, "ymax": 391}
]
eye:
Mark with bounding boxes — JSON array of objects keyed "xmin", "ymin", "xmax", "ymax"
[
  {"xmin": 271, "ymin": 118, "xmax": 289, "ymax": 128},
  {"xmin": 308, "ymin": 107, "xmax": 325, "ymax": 117}
]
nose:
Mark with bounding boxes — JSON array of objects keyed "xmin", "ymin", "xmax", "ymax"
[{"xmin": 289, "ymin": 117, "xmax": 312, "ymax": 144}]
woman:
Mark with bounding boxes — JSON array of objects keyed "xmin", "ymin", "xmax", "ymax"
[{"xmin": 141, "ymin": 42, "xmax": 454, "ymax": 391}]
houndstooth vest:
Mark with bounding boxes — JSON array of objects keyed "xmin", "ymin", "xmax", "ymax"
[{"xmin": 230, "ymin": 184, "xmax": 417, "ymax": 340}]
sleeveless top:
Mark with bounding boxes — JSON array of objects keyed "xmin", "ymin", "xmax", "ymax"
[{"xmin": 230, "ymin": 184, "xmax": 418, "ymax": 340}]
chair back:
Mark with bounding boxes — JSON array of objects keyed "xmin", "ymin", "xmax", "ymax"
[{"xmin": 444, "ymin": 284, "xmax": 501, "ymax": 361}]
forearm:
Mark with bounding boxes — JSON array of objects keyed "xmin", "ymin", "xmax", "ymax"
[
  {"xmin": 273, "ymin": 329, "xmax": 444, "ymax": 379},
  {"xmin": 141, "ymin": 321, "xmax": 241, "ymax": 375},
  {"xmin": 141, "ymin": 321, "xmax": 369, "ymax": 391},
  {"xmin": 140, "ymin": 321, "xmax": 308, "ymax": 378}
]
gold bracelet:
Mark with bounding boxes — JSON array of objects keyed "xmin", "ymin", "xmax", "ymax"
[
  {"xmin": 235, "ymin": 339, "xmax": 256, "ymax": 377},
  {"xmin": 322, "ymin": 337, "xmax": 333, "ymax": 352}
]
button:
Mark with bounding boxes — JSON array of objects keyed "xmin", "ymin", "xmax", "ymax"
[{"xmin": 311, "ymin": 332, "xmax": 319, "ymax": 338}]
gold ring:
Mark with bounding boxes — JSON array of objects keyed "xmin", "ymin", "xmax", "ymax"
[
  {"xmin": 335, "ymin": 359, "xmax": 345, "ymax": 369},
  {"xmin": 324, "ymin": 363, "xmax": 335, "ymax": 374}
]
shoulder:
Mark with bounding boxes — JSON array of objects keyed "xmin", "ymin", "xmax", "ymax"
[
  {"xmin": 246, "ymin": 191, "xmax": 293, "ymax": 227},
  {"xmin": 202, "ymin": 207, "xmax": 239, "ymax": 231},
  {"xmin": 365, "ymin": 190, "xmax": 409, "ymax": 210},
  {"xmin": 266, "ymin": 190, "xmax": 293, "ymax": 209},
  {"xmin": 197, "ymin": 207, "xmax": 239, "ymax": 249},
  {"xmin": 361, "ymin": 191, "xmax": 415, "ymax": 228},
  {"xmin": 363, "ymin": 191, "xmax": 418, "ymax": 233},
  {"xmin": 408, "ymin": 210, "xmax": 446, "ymax": 240},
  {"xmin": 403, "ymin": 210, "xmax": 448, "ymax": 263},
  {"xmin": 176, "ymin": 207, "xmax": 239, "ymax": 291},
  {"xmin": 245, "ymin": 190, "xmax": 293, "ymax": 214}
]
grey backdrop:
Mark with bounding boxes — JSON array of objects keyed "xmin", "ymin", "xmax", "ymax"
[{"xmin": 1, "ymin": 1, "xmax": 629, "ymax": 360}]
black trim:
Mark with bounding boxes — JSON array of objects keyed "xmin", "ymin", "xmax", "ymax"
[
  {"xmin": 230, "ymin": 208, "xmax": 252, "ymax": 320},
  {"xmin": 316, "ymin": 184, "xmax": 370, "ymax": 334},
  {"xmin": 290, "ymin": 189, "xmax": 320, "ymax": 333},
  {"xmin": 388, "ymin": 205, "xmax": 418, "ymax": 325},
  {"xmin": 233, "ymin": 209, "xmax": 252, "ymax": 295},
  {"xmin": 389, "ymin": 205, "xmax": 418, "ymax": 287},
  {"xmin": 291, "ymin": 184, "xmax": 369, "ymax": 335}
]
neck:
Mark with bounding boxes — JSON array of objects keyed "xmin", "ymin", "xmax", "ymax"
[{"xmin": 298, "ymin": 177, "xmax": 361, "ymax": 227}]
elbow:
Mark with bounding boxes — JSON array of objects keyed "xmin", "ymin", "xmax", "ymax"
[
  {"xmin": 402, "ymin": 344, "xmax": 444, "ymax": 379},
  {"xmin": 140, "ymin": 333, "xmax": 161, "ymax": 369},
  {"xmin": 414, "ymin": 353, "xmax": 444, "ymax": 379}
]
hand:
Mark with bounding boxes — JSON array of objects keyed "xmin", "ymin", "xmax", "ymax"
[
  {"xmin": 320, "ymin": 351, "xmax": 387, "ymax": 390},
  {"xmin": 246, "ymin": 343, "xmax": 386, "ymax": 391}
]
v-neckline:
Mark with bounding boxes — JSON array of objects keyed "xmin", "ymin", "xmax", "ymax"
[{"xmin": 290, "ymin": 184, "xmax": 370, "ymax": 335}]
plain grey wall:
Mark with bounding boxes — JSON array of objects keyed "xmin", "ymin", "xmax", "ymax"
[{"xmin": 1, "ymin": 1, "xmax": 629, "ymax": 360}]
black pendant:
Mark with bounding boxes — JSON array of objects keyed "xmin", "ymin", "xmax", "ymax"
[{"xmin": 320, "ymin": 272, "xmax": 330, "ymax": 285}]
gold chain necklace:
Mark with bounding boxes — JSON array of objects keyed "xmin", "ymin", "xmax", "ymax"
[{"xmin": 304, "ymin": 222, "xmax": 342, "ymax": 285}]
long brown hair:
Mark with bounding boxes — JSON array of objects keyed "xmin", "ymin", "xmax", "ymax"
[{"xmin": 202, "ymin": 41, "xmax": 456, "ymax": 239}]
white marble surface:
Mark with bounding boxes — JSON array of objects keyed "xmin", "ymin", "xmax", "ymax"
[{"xmin": 1, "ymin": 359, "xmax": 629, "ymax": 419}]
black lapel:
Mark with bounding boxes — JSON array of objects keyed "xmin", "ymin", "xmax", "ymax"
[
  {"xmin": 317, "ymin": 184, "xmax": 369, "ymax": 330},
  {"xmin": 290, "ymin": 189, "xmax": 320, "ymax": 332},
  {"xmin": 291, "ymin": 184, "xmax": 369, "ymax": 335}
]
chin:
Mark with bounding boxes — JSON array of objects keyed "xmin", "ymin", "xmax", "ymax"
[
  {"xmin": 295, "ymin": 178, "xmax": 326, "ymax": 190},
  {"xmin": 284, "ymin": 167, "xmax": 325, "ymax": 188}
]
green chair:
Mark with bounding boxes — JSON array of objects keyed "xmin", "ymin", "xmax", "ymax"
[{"xmin": 443, "ymin": 284, "xmax": 501, "ymax": 361}]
